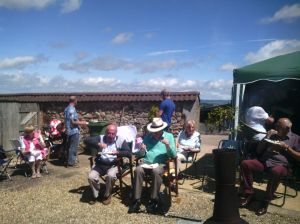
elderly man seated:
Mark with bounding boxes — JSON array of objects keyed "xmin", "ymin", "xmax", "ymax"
[
  {"xmin": 240, "ymin": 118, "xmax": 300, "ymax": 216},
  {"xmin": 128, "ymin": 117, "xmax": 176, "ymax": 214},
  {"xmin": 87, "ymin": 123, "xmax": 131, "ymax": 205}
]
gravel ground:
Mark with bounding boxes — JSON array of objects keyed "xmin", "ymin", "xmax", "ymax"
[
  {"xmin": 1, "ymin": 155, "xmax": 300, "ymax": 224},
  {"xmin": 1, "ymin": 134, "xmax": 300, "ymax": 224}
]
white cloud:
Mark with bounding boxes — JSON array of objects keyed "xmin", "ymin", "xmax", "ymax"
[
  {"xmin": 0, "ymin": 72, "xmax": 233, "ymax": 100},
  {"xmin": 138, "ymin": 60, "xmax": 178, "ymax": 73},
  {"xmin": 245, "ymin": 39, "xmax": 300, "ymax": 63},
  {"xmin": 0, "ymin": 0, "xmax": 54, "ymax": 10},
  {"xmin": 199, "ymin": 79, "xmax": 232, "ymax": 99},
  {"xmin": 147, "ymin": 49, "xmax": 189, "ymax": 56},
  {"xmin": 0, "ymin": 72, "xmax": 121, "ymax": 92},
  {"xmin": 61, "ymin": 0, "xmax": 82, "ymax": 13},
  {"xmin": 0, "ymin": 0, "xmax": 82, "ymax": 13},
  {"xmin": 111, "ymin": 32, "xmax": 134, "ymax": 44},
  {"xmin": 261, "ymin": 4, "xmax": 300, "ymax": 24},
  {"xmin": 0, "ymin": 55, "xmax": 47, "ymax": 69},
  {"xmin": 81, "ymin": 77, "xmax": 121, "ymax": 86},
  {"xmin": 219, "ymin": 63, "xmax": 238, "ymax": 72},
  {"xmin": 59, "ymin": 55, "xmax": 199, "ymax": 74}
]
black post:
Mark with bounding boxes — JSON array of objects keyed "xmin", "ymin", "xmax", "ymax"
[{"xmin": 205, "ymin": 149, "xmax": 247, "ymax": 224}]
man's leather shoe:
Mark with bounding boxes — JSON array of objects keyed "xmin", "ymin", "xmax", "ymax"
[
  {"xmin": 89, "ymin": 197, "xmax": 98, "ymax": 205},
  {"xmin": 128, "ymin": 200, "xmax": 141, "ymax": 213},
  {"xmin": 239, "ymin": 194, "xmax": 254, "ymax": 207},
  {"xmin": 256, "ymin": 201, "xmax": 269, "ymax": 216},
  {"xmin": 102, "ymin": 195, "xmax": 112, "ymax": 205}
]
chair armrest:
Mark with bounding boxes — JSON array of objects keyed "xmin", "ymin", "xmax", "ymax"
[{"xmin": 88, "ymin": 156, "xmax": 95, "ymax": 169}]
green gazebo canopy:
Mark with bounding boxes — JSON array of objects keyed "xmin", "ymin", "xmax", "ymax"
[{"xmin": 233, "ymin": 51, "xmax": 300, "ymax": 84}]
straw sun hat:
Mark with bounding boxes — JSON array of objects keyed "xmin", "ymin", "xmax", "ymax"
[
  {"xmin": 24, "ymin": 125, "xmax": 35, "ymax": 134},
  {"xmin": 147, "ymin": 117, "xmax": 167, "ymax": 133}
]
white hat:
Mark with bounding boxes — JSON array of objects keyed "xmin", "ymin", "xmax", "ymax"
[{"xmin": 147, "ymin": 117, "xmax": 168, "ymax": 133}]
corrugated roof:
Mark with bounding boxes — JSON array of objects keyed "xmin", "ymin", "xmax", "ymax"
[{"xmin": 0, "ymin": 92, "xmax": 200, "ymax": 102}]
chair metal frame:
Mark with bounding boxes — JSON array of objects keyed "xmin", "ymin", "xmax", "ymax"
[
  {"xmin": 0, "ymin": 148, "xmax": 15, "ymax": 180},
  {"xmin": 89, "ymin": 154, "xmax": 134, "ymax": 198},
  {"xmin": 238, "ymin": 135, "xmax": 299, "ymax": 207},
  {"xmin": 10, "ymin": 139, "xmax": 49, "ymax": 177},
  {"xmin": 135, "ymin": 156, "xmax": 179, "ymax": 201},
  {"xmin": 178, "ymin": 150, "xmax": 200, "ymax": 185}
]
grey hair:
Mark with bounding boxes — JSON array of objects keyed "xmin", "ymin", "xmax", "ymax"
[{"xmin": 185, "ymin": 119, "xmax": 196, "ymax": 128}]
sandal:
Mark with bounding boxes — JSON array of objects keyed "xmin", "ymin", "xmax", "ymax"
[{"xmin": 32, "ymin": 173, "xmax": 37, "ymax": 179}]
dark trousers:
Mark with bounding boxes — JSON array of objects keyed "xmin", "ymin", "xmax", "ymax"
[{"xmin": 240, "ymin": 159, "xmax": 288, "ymax": 201}]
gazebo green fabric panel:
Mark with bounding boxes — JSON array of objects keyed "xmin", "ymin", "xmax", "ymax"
[{"xmin": 233, "ymin": 51, "xmax": 300, "ymax": 84}]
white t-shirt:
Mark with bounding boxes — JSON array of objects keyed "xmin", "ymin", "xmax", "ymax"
[{"xmin": 245, "ymin": 106, "xmax": 269, "ymax": 133}]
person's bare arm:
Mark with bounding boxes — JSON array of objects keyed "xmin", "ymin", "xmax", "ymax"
[
  {"xmin": 71, "ymin": 118, "xmax": 88, "ymax": 127},
  {"xmin": 278, "ymin": 142, "xmax": 300, "ymax": 162}
]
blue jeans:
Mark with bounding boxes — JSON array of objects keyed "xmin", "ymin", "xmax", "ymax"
[{"xmin": 67, "ymin": 133, "xmax": 80, "ymax": 166}]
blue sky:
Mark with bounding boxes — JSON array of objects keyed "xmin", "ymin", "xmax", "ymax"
[{"xmin": 0, "ymin": 0, "xmax": 300, "ymax": 99}]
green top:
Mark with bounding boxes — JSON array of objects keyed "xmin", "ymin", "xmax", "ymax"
[
  {"xmin": 138, "ymin": 131, "xmax": 176, "ymax": 164},
  {"xmin": 234, "ymin": 51, "xmax": 300, "ymax": 84}
]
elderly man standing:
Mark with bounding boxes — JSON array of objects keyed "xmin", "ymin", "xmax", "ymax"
[
  {"xmin": 240, "ymin": 118, "xmax": 300, "ymax": 216},
  {"xmin": 128, "ymin": 117, "xmax": 176, "ymax": 214},
  {"xmin": 64, "ymin": 96, "xmax": 87, "ymax": 167},
  {"xmin": 88, "ymin": 123, "xmax": 131, "ymax": 205},
  {"xmin": 157, "ymin": 89, "xmax": 176, "ymax": 131}
]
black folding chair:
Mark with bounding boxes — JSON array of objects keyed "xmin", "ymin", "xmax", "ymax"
[
  {"xmin": 271, "ymin": 163, "xmax": 299, "ymax": 207},
  {"xmin": 178, "ymin": 149, "xmax": 200, "ymax": 185},
  {"xmin": 0, "ymin": 147, "xmax": 15, "ymax": 180},
  {"xmin": 88, "ymin": 153, "xmax": 134, "ymax": 198}
]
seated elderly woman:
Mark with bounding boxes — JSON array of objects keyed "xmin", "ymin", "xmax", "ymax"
[
  {"xmin": 19, "ymin": 125, "xmax": 48, "ymax": 178},
  {"xmin": 176, "ymin": 119, "xmax": 201, "ymax": 163}
]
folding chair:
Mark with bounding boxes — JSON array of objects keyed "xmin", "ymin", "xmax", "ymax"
[
  {"xmin": 10, "ymin": 139, "xmax": 49, "ymax": 177},
  {"xmin": 135, "ymin": 156, "xmax": 179, "ymax": 206},
  {"xmin": 88, "ymin": 151, "xmax": 133, "ymax": 198},
  {"xmin": 163, "ymin": 157, "xmax": 179, "ymax": 200},
  {"xmin": 10, "ymin": 139, "xmax": 30, "ymax": 177},
  {"xmin": 0, "ymin": 147, "xmax": 15, "ymax": 180},
  {"xmin": 270, "ymin": 163, "xmax": 299, "ymax": 207},
  {"xmin": 178, "ymin": 149, "xmax": 200, "ymax": 185}
]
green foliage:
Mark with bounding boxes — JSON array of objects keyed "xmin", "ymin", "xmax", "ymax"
[
  {"xmin": 207, "ymin": 106, "xmax": 234, "ymax": 132},
  {"xmin": 148, "ymin": 105, "xmax": 159, "ymax": 122}
]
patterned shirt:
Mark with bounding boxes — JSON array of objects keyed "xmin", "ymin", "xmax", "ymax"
[{"xmin": 64, "ymin": 104, "xmax": 79, "ymax": 136}]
